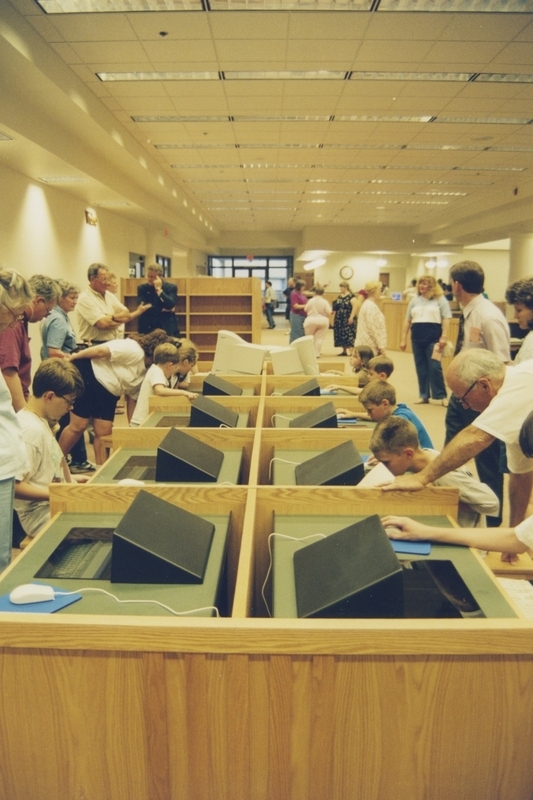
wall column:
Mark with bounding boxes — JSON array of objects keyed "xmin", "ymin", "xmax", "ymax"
[{"xmin": 508, "ymin": 234, "xmax": 533, "ymax": 284}]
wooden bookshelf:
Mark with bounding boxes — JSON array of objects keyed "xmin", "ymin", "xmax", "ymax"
[{"xmin": 121, "ymin": 276, "xmax": 262, "ymax": 363}]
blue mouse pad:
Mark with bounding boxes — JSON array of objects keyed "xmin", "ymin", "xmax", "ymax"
[
  {"xmin": 0, "ymin": 584, "xmax": 82, "ymax": 614},
  {"xmin": 391, "ymin": 541, "xmax": 432, "ymax": 556}
]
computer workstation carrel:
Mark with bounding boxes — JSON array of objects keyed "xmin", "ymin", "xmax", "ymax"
[{"xmin": 2, "ymin": 347, "xmax": 533, "ymax": 800}]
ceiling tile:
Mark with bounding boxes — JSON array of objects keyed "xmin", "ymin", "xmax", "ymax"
[
  {"xmin": 141, "ymin": 39, "xmax": 218, "ymax": 62},
  {"xmin": 70, "ymin": 40, "xmax": 149, "ymax": 64},
  {"xmin": 208, "ymin": 12, "xmax": 289, "ymax": 39},
  {"xmin": 126, "ymin": 11, "xmax": 212, "ymax": 40},
  {"xmin": 46, "ymin": 13, "xmax": 137, "ymax": 42}
]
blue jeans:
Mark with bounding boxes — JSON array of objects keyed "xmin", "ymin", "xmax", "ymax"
[
  {"xmin": 264, "ymin": 303, "xmax": 275, "ymax": 328},
  {"xmin": 0, "ymin": 477, "xmax": 14, "ymax": 572},
  {"xmin": 289, "ymin": 313, "xmax": 305, "ymax": 343},
  {"xmin": 411, "ymin": 339, "xmax": 447, "ymax": 401}
]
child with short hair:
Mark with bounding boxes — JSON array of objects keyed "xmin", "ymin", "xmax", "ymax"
[
  {"xmin": 130, "ymin": 341, "xmax": 198, "ymax": 427},
  {"xmin": 340, "ymin": 380, "xmax": 434, "ymax": 448},
  {"xmin": 367, "ymin": 354, "xmax": 394, "ymax": 381},
  {"xmin": 14, "ymin": 359, "xmax": 85, "ymax": 539},
  {"xmin": 325, "ymin": 345, "xmax": 380, "ymax": 396},
  {"xmin": 370, "ymin": 416, "xmax": 499, "ymax": 527}
]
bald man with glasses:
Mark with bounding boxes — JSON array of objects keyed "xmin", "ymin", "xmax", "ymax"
[{"xmin": 385, "ymin": 349, "xmax": 533, "ymax": 560}]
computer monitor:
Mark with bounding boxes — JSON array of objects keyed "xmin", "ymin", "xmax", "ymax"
[
  {"xmin": 295, "ymin": 440, "xmax": 364, "ymax": 486},
  {"xmin": 270, "ymin": 347, "xmax": 303, "ymax": 375},
  {"xmin": 189, "ymin": 396, "xmax": 239, "ymax": 428},
  {"xmin": 202, "ymin": 374, "xmax": 243, "ymax": 397},
  {"xmin": 282, "ymin": 379, "xmax": 320, "ymax": 397},
  {"xmin": 156, "ymin": 428, "xmax": 224, "ymax": 482},
  {"xmin": 291, "ymin": 336, "xmax": 319, "ymax": 376},
  {"xmin": 293, "ymin": 515, "xmax": 403, "ymax": 618},
  {"xmin": 111, "ymin": 490, "xmax": 215, "ymax": 584},
  {"xmin": 289, "ymin": 402, "xmax": 338, "ymax": 429}
]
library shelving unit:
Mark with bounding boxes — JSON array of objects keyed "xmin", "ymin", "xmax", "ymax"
[{"xmin": 121, "ymin": 276, "xmax": 262, "ymax": 363}]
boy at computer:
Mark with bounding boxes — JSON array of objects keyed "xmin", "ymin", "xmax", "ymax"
[
  {"xmin": 326, "ymin": 354, "xmax": 394, "ymax": 397},
  {"xmin": 130, "ymin": 341, "xmax": 198, "ymax": 427},
  {"xmin": 14, "ymin": 359, "xmax": 85, "ymax": 540},
  {"xmin": 337, "ymin": 381, "xmax": 433, "ymax": 448},
  {"xmin": 370, "ymin": 416, "xmax": 499, "ymax": 527}
]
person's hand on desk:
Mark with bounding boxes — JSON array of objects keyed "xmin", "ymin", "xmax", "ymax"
[
  {"xmin": 381, "ymin": 516, "xmax": 429, "ymax": 540},
  {"xmin": 382, "ymin": 474, "xmax": 427, "ymax": 493},
  {"xmin": 335, "ymin": 408, "xmax": 356, "ymax": 419},
  {"xmin": 500, "ymin": 551, "xmax": 519, "ymax": 564},
  {"xmin": 324, "ymin": 384, "xmax": 339, "ymax": 393}
]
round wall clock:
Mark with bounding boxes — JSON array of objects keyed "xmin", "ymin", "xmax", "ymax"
[{"xmin": 340, "ymin": 266, "xmax": 354, "ymax": 280}]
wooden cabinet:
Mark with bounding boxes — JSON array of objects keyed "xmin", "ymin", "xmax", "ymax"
[{"xmin": 121, "ymin": 276, "xmax": 262, "ymax": 363}]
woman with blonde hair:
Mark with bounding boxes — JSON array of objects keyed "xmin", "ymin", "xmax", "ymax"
[
  {"xmin": 400, "ymin": 275, "xmax": 451, "ymax": 405},
  {"xmin": 353, "ymin": 280, "xmax": 387, "ymax": 356}
]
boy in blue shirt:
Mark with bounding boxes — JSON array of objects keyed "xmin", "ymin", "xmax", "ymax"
[{"xmin": 358, "ymin": 380, "xmax": 433, "ymax": 449}]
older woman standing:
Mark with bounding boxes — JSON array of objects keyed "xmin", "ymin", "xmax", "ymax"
[
  {"xmin": 400, "ymin": 275, "xmax": 451, "ymax": 406},
  {"xmin": 354, "ymin": 281, "xmax": 387, "ymax": 356},
  {"xmin": 333, "ymin": 280, "xmax": 361, "ymax": 356},
  {"xmin": 505, "ymin": 277, "xmax": 533, "ymax": 364},
  {"xmin": 304, "ymin": 286, "xmax": 332, "ymax": 357},
  {"xmin": 0, "ymin": 270, "xmax": 33, "ymax": 570}
]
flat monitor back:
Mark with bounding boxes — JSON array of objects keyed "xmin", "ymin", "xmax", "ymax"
[
  {"xmin": 111, "ymin": 490, "xmax": 215, "ymax": 584},
  {"xmin": 282, "ymin": 378, "xmax": 320, "ymax": 397},
  {"xmin": 156, "ymin": 427, "xmax": 223, "ymax": 482},
  {"xmin": 202, "ymin": 374, "xmax": 243, "ymax": 396},
  {"xmin": 293, "ymin": 515, "xmax": 403, "ymax": 618},
  {"xmin": 295, "ymin": 439, "xmax": 364, "ymax": 486},
  {"xmin": 289, "ymin": 402, "xmax": 338, "ymax": 429},
  {"xmin": 189, "ymin": 396, "xmax": 239, "ymax": 428}
]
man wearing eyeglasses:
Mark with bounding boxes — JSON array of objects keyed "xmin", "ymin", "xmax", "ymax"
[
  {"xmin": 386, "ymin": 349, "xmax": 533, "ymax": 559},
  {"xmin": 0, "ymin": 274, "xmax": 59, "ymax": 411},
  {"xmin": 444, "ymin": 261, "xmax": 511, "ymax": 527}
]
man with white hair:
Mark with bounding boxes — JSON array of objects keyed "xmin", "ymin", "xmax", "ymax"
[{"xmin": 385, "ymin": 349, "xmax": 533, "ymax": 552}]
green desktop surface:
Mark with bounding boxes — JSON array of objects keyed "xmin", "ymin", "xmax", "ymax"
[
  {"xmin": 271, "ymin": 448, "xmax": 370, "ymax": 485},
  {"xmin": 271, "ymin": 412, "xmax": 374, "ymax": 430},
  {"xmin": 92, "ymin": 448, "xmax": 243, "ymax": 485},
  {"xmin": 1, "ymin": 512, "xmax": 230, "ymax": 617},
  {"xmin": 271, "ymin": 514, "xmax": 517, "ymax": 620},
  {"xmin": 141, "ymin": 411, "xmax": 250, "ymax": 428}
]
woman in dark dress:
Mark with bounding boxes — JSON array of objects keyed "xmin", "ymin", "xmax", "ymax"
[{"xmin": 333, "ymin": 281, "xmax": 361, "ymax": 356}]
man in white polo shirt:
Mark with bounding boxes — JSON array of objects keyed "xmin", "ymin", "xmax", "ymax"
[{"xmin": 75, "ymin": 263, "xmax": 150, "ymax": 343}]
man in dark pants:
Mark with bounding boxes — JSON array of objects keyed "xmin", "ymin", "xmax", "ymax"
[
  {"xmin": 444, "ymin": 261, "xmax": 511, "ymax": 527},
  {"xmin": 137, "ymin": 263, "xmax": 180, "ymax": 336}
]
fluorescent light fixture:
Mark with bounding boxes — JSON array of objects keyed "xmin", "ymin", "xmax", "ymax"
[
  {"xmin": 36, "ymin": 0, "xmax": 203, "ymax": 11},
  {"xmin": 38, "ymin": 176, "xmax": 85, "ymax": 183},
  {"xmin": 98, "ymin": 71, "xmax": 219, "ymax": 82},
  {"xmin": 304, "ymin": 259, "xmax": 326, "ymax": 271},
  {"xmin": 93, "ymin": 201, "xmax": 131, "ymax": 207},
  {"xmin": 34, "ymin": 0, "xmax": 531, "ymax": 11},
  {"xmin": 349, "ymin": 72, "xmax": 472, "ymax": 82}
]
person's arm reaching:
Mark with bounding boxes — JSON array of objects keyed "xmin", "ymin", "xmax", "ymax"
[
  {"xmin": 69, "ymin": 344, "xmax": 111, "ymax": 361},
  {"xmin": 380, "ymin": 515, "xmax": 529, "ymax": 554},
  {"xmin": 383, "ymin": 425, "xmax": 496, "ymax": 492}
]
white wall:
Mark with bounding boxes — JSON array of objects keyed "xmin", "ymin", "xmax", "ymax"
[{"xmin": 306, "ymin": 252, "xmax": 408, "ymax": 295}]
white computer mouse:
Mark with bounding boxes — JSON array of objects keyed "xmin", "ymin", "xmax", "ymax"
[{"xmin": 9, "ymin": 584, "xmax": 55, "ymax": 605}]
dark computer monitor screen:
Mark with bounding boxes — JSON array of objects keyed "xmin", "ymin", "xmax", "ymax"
[
  {"xmin": 114, "ymin": 455, "xmax": 156, "ymax": 481},
  {"xmin": 155, "ymin": 415, "xmax": 190, "ymax": 427},
  {"xmin": 35, "ymin": 527, "xmax": 114, "ymax": 581}
]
